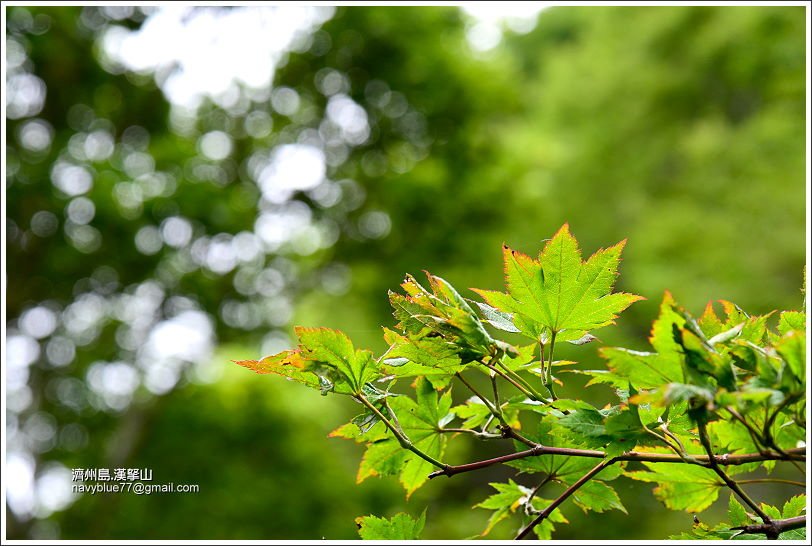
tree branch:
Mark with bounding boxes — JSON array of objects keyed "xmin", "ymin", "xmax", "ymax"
[
  {"xmin": 427, "ymin": 444, "xmax": 805, "ymax": 479},
  {"xmin": 454, "ymin": 372, "xmax": 536, "ymax": 447},
  {"xmin": 734, "ymin": 516, "xmax": 806, "ymax": 540},
  {"xmin": 697, "ymin": 420, "xmax": 772, "ymax": 524},
  {"xmin": 355, "ymin": 394, "xmax": 448, "ymax": 470},
  {"xmin": 455, "ymin": 372, "xmax": 503, "ymax": 424}
]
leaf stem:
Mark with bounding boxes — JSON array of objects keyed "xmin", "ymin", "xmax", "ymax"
[
  {"xmin": 761, "ymin": 395, "xmax": 805, "ymax": 474},
  {"xmin": 455, "ymin": 372, "xmax": 505, "ymax": 425},
  {"xmin": 491, "ymin": 373, "xmax": 502, "ymax": 413},
  {"xmin": 454, "ymin": 373, "xmax": 536, "ymax": 447},
  {"xmin": 546, "ymin": 331, "xmax": 558, "ymax": 400},
  {"xmin": 723, "ymin": 406, "xmax": 770, "ymax": 453},
  {"xmin": 355, "ymin": 394, "xmax": 447, "ymax": 470},
  {"xmin": 735, "ymin": 478, "xmax": 805, "ymax": 487},
  {"xmin": 493, "ymin": 359, "xmax": 548, "ymax": 402},
  {"xmin": 383, "ymin": 397, "xmax": 404, "ymax": 434},
  {"xmin": 523, "ymin": 473, "xmax": 555, "ymax": 516}
]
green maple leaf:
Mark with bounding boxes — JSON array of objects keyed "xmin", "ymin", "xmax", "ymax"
[
  {"xmin": 774, "ymin": 329, "xmax": 806, "ymax": 384},
  {"xmin": 473, "ymin": 224, "xmax": 643, "ymax": 341},
  {"xmin": 727, "ymin": 495, "xmax": 753, "ymax": 527},
  {"xmin": 389, "ymin": 272, "xmax": 514, "ymax": 362},
  {"xmin": 452, "ymin": 395, "xmax": 521, "ymax": 429},
  {"xmin": 506, "ymin": 421, "xmax": 624, "ymax": 484},
  {"xmin": 777, "ymin": 311, "xmax": 806, "ymax": 336},
  {"xmin": 707, "ymin": 419, "xmax": 764, "ymax": 475},
  {"xmin": 355, "ymin": 511, "xmax": 425, "ymax": 540},
  {"xmin": 475, "ymin": 480, "xmax": 535, "ymax": 535},
  {"xmin": 380, "ymin": 327, "xmax": 465, "ymax": 389},
  {"xmin": 782, "ymin": 495, "xmax": 806, "ymax": 518},
  {"xmin": 625, "ymin": 463, "xmax": 722, "ymax": 512},
  {"xmin": 599, "ymin": 292, "xmax": 686, "ymax": 390},
  {"xmin": 295, "ymin": 327, "xmax": 380, "ymax": 394},
  {"xmin": 572, "ymin": 479, "xmax": 626, "ymax": 514},
  {"xmin": 334, "ymin": 378, "xmax": 452, "ymax": 497},
  {"xmin": 475, "ymin": 480, "xmax": 568, "ymax": 537}
]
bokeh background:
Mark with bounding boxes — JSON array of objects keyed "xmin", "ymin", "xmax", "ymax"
[{"xmin": 4, "ymin": 4, "xmax": 807, "ymax": 540}]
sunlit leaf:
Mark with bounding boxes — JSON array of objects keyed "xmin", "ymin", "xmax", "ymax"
[
  {"xmin": 625, "ymin": 463, "xmax": 722, "ymax": 512},
  {"xmin": 473, "ymin": 224, "xmax": 643, "ymax": 340},
  {"xmin": 355, "ymin": 511, "xmax": 425, "ymax": 540}
]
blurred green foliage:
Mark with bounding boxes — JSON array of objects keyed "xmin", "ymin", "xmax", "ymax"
[{"xmin": 5, "ymin": 5, "xmax": 805, "ymax": 540}]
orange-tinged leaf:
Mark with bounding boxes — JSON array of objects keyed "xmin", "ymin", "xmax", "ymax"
[{"xmin": 233, "ymin": 351, "xmax": 322, "ymax": 390}]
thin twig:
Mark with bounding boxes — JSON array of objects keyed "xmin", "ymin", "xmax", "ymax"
[
  {"xmin": 355, "ymin": 394, "xmax": 447, "ymax": 470},
  {"xmin": 697, "ymin": 420, "xmax": 772, "ymax": 524},
  {"xmin": 482, "ymin": 361, "xmax": 544, "ymax": 402},
  {"xmin": 523, "ymin": 473, "xmax": 555, "ymax": 516},
  {"xmin": 493, "ymin": 359, "xmax": 548, "ymax": 402},
  {"xmin": 724, "ymin": 406, "xmax": 769, "ymax": 453},
  {"xmin": 761, "ymin": 395, "xmax": 806, "ymax": 475},
  {"xmin": 497, "ymin": 423, "xmax": 537, "ymax": 449},
  {"xmin": 516, "ymin": 459, "xmax": 612, "ymax": 539},
  {"xmin": 455, "ymin": 372, "xmax": 505, "ymax": 425}
]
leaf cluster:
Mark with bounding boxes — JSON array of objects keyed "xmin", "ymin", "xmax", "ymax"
[{"xmin": 235, "ymin": 225, "xmax": 806, "ymax": 540}]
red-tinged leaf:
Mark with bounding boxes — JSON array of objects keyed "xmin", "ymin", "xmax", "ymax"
[
  {"xmin": 698, "ymin": 302, "xmax": 725, "ymax": 337},
  {"xmin": 503, "ymin": 244, "xmax": 551, "ymax": 325},
  {"xmin": 389, "ymin": 272, "xmax": 502, "ymax": 363},
  {"xmin": 233, "ymin": 351, "xmax": 336, "ymax": 392}
]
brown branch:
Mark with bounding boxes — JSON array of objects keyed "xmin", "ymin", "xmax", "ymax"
[
  {"xmin": 454, "ymin": 372, "xmax": 536, "ymax": 447},
  {"xmin": 428, "ymin": 444, "xmax": 805, "ymax": 479},
  {"xmin": 697, "ymin": 421, "xmax": 772, "ymax": 524},
  {"xmin": 734, "ymin": 515, "xmax": 806, "ymax": 540},
  {"xmin": 515, "ymin": 459, "xmax": 613, "ymax": 539}
]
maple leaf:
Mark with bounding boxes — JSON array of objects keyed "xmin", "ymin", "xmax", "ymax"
[
  {"xmin": 234, "ymin": 327, "xmax": 379, "ymax": 396},
  {"xmin": 625, "ymin": 463, "xmax": 722, "ymax": 512},
  {"xmin": 388, "ymin": 271, "xmax": 516, "ymax": 365},
  {"xmin": 332, "ymin": 378, "xmax": 453, "ymax": 497},
  {"xmin": 473, "ymin": 224, "xmax": 643, "ymax": 341},
  {"xmin": 355, "ymin": 511, "xmax": 425, "ymax": 540}
]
